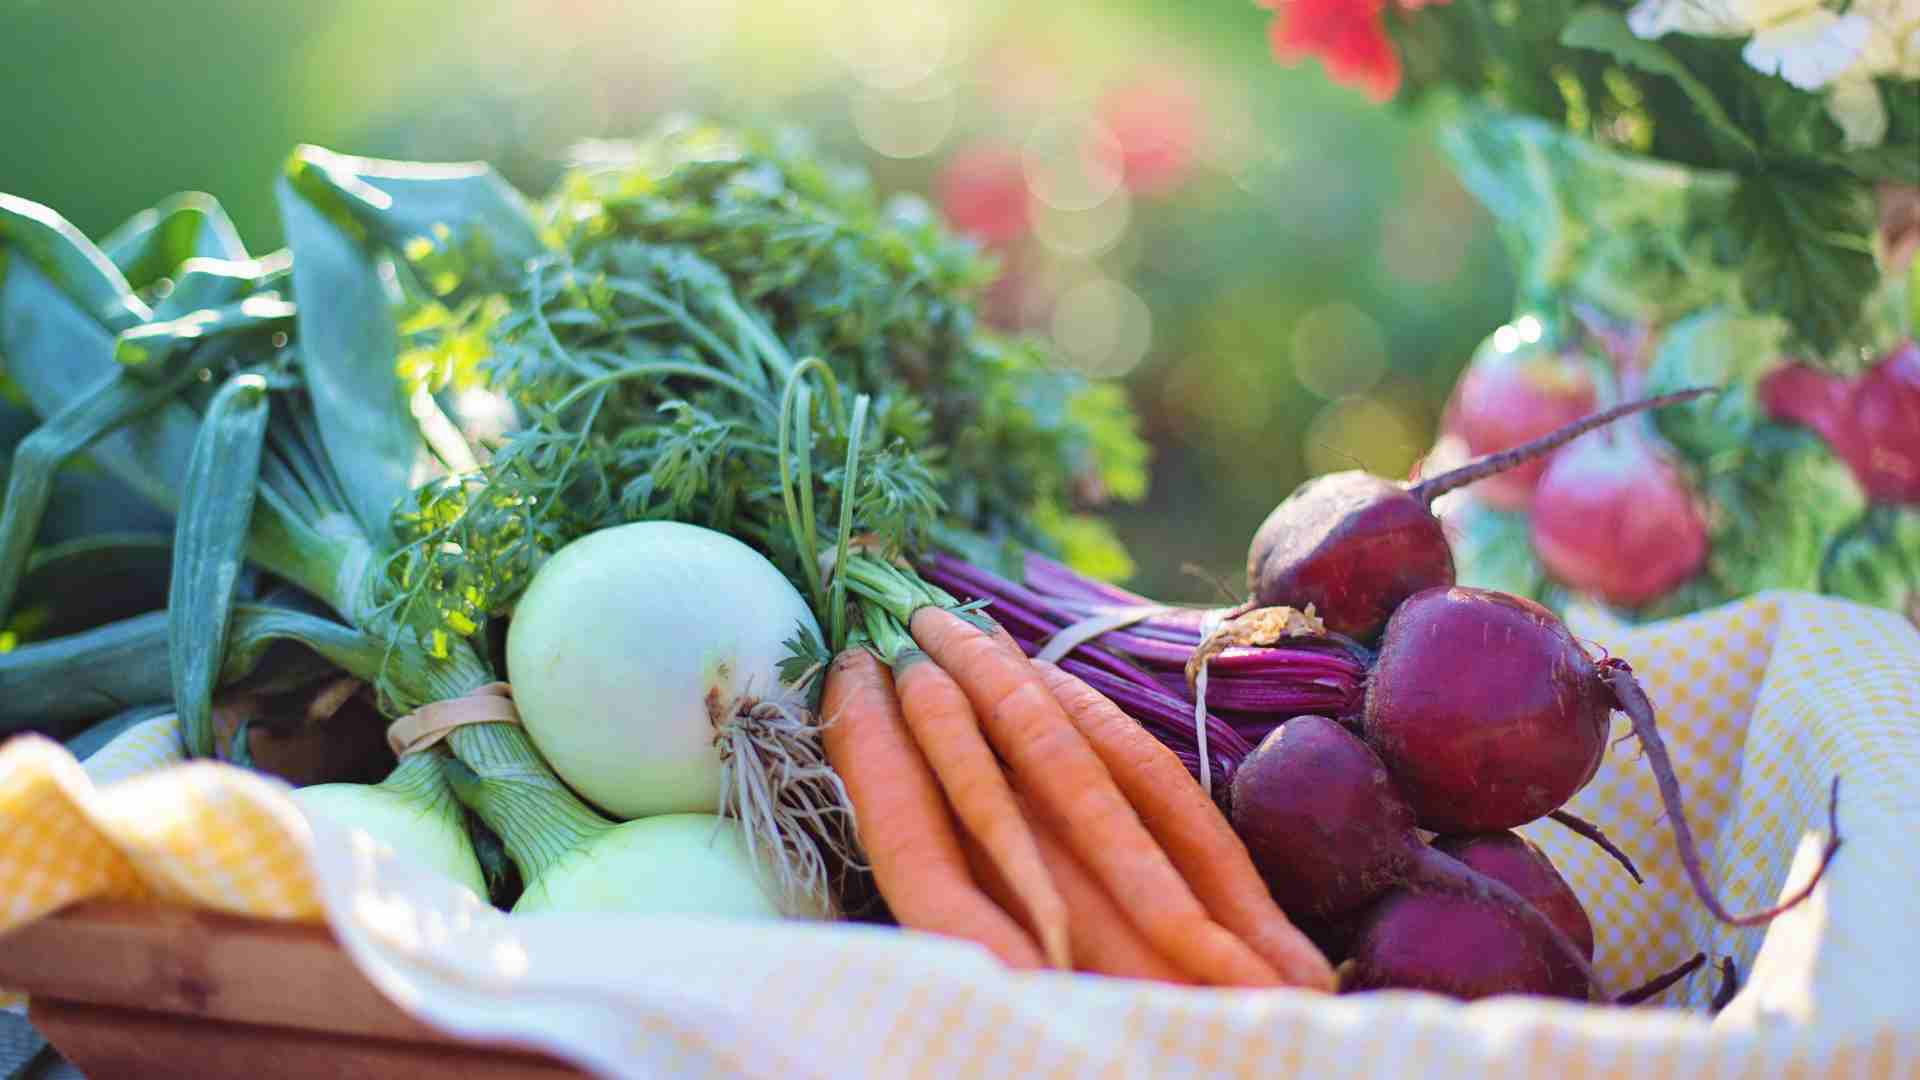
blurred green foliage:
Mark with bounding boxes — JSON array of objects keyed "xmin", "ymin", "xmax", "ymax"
[{"xmin": 0, "ymin": 0, "xmax": 1513, "ymax": 599}]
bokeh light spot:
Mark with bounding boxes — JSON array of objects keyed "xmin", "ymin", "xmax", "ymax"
[
  {"xmin": 850, "ymin": 84, "xmax": 955, "ymax": 159},
  {"xmin": 1302, "ymin": 395, "xmax": 1422, "ymax": 479},
  {"xmin": 1291, "ymin": 302, "xmax": 1387, "ymax": 400},
  {"xmin": 1492, "ymin": 324, "xmax": 1521, "ymax": 353},
  {"xmin": 1051, "ymin": 277, "xmax": 1152, "ymax": 377},
  {"xmin": 831, "ymin": 0, "xmax": 953, "ymax": 91},
  {"xmin": 1023, "ymin": 118, "xmax": 1124, "ymax": 212},
  {"xmin": 1031, "ymin": 186, "xmax": 1131, "ymax": 258}
]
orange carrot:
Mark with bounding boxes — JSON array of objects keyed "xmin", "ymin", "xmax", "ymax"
[
  {"xmin": 909, "ymin": 607, "xmax": 1282, "ymax": 988},
  {"xmin": 820, "ymin": 649, "xmax": 1045, "ymax": 970},
  {"xmin": 893, "ymin": 653, "xmax": 1072, "ymax": 970},
  {"xmin": 1034, "ymin": 659, "xmax": 1336, "ymax": 992},
  {"xmin": 963, "ymin": 798, "xmax": 1192, "ymax": 985}
]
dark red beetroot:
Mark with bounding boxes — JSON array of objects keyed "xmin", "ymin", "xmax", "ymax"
[
  {"xmin": 1230, "ymin": 715, "xmax": 1419, "ymax": 919},
  {"xmin": 1445, "ymin": 344, "xmax": 1598, "ymax": 509},
  {"xmin": 1365, "ymin": 587, "xmax": 1609, "ymax": 834},
  {"xmin": 1435, "ymin": 833, "xmax": 1594, "ymax": 962},
  {"xmin": 1227, "ymin": 716, "xmax": 1601, "ymax": 995},
  {"xmin": 1528, "ymin": 424, "xmax": 1709, "ymax": 608},
  {"xmin": 1365, "ymin": 584, "xmax": 1845, "ymax": 927},
  {"xmin": 1761, "ymin": 340, "xmax": 1920, "ymax": 505},
  {"xmin": 1247, "ymin": 389, "xmax": 1714, "ymax": 640},
  {"xmin": 1342, "ymin": 887, "xmax": 1589, "ymax": 1001},
  {"xmin": 1347, "ymin": 834, "xmax": 1714, "ymax": 1003}
]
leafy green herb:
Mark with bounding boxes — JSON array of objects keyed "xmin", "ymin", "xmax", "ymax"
[{"xmin": 381, "ymin": 125, "xmax": 1145, "ymax": 657}]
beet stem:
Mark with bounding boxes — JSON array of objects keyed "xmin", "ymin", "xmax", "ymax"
[
  {"xmin": 1614, "ymin": 952, "xmax": 1704, "ymax": 1005},
  {"xmin": 1406, "ymin": 844, "xmax": 1605, "ymax": 1000},
  {"xmin": 1407, "ymin": 387, "xmax": 1718, "ymax": 507},
  {"xmin": 1548, "ymin": 808, "xmax": 1645, "ymax": 885},
  {"xmin": 1710, "ymin": 957, "xmax": 1740, "ymax": 1013},
  {"xmin": 1602, "ymin": 662, "xmax": 1844, "ymax": 926}
]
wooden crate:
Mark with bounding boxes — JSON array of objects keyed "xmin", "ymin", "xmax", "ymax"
[{"xmin": 0, "ymin": 902, "xmax": 589, "ymax": 1079}]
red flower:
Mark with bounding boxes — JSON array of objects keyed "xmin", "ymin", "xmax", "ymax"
[{"xmin": 1259, "ymin": 0, "xmax": 1446, "ymax": 103}]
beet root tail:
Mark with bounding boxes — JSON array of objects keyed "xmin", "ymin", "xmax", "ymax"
[
  {"xmin": 1711, "ymin": 957, "xmax": 1740, "ymax": 1013},
  {"xmin": 1548, "ymin": 808, "xmax": 1645, "ymax": 885},
  {"xmin": 1601, "ymin": 660, "xmax": 1844, "ymax": 927},
  {"xmin": 1614, "ymin": 951, "xmax": 1704, "ymax": 1005},
  {"xmin": 1407, "ymin": 387, "xmax": 1718, "ymax": 507}
]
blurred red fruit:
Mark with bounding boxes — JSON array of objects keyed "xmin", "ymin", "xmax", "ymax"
[
  {"xmin": 935, "ymin": 144, "xmax": 1030, "ymax": 249},
  {"xmin": 1444, "ymin": 346, "xmax": 1598, "ymax": 510},
  {"xmin": 1762, "ymin": 340, "xmax": 1920, "ymax": 505},
  {"xmin": 1528, "ymin": 424, "xmax": 1708, "ymax": 608},
  {"xmin": 1099, "ymin": 70, "xmax": 1202, "ymax": 196}
]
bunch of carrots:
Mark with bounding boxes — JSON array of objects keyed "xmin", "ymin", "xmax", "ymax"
[{"xmin": 821, "ymin": 605, "xmax": 1336, "ymax": 990}]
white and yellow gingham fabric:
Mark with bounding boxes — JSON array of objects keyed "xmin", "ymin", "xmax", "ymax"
[{"xmin": 0, "ymin": 590, "xmax": 1915, "ymax": 1079}]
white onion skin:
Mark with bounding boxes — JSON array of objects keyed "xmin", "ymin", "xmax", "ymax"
[
  {"xmin": 506, "ymin": 522, "xmax": 820, "ymax": 820},
  {"xmin": 512, "ymin": 813, "xmax": 792, "ymax": 919}
]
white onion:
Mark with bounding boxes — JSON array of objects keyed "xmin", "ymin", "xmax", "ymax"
[{"xmin": 507, "ymin": 521, "xmax": 820, "ymax": 820}]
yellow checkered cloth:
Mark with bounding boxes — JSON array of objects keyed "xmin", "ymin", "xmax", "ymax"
[{"xmin": 0, "ymin": 590, "xmax": 1915, "ymax": 1079}]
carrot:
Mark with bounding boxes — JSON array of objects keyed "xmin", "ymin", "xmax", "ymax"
[
  {"xmin": 909, "ymin": 606, "xmax": 1282, "ymax": 988},
  {"xmin": 820, "ymin": 648, "xmax": 1045, "ymax": 970},
  {"xmin": 893, "ymin": 652, "xmax": 1072, "ymax": 970},
  {"xmin": 1034, "ymin": 659, "xmax": 1337, "ymax": 992},
  {"xmin": 963, "ymin": 797, "xmax": 1192, "ymax": 985}
]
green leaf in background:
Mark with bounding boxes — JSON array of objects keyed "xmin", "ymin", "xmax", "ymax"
[
  {"xmin": 1442, "ymin": 498, "xmax": 1548, "ymax": 600},
  {"xmin": 1437, "ymin": 109, "xmax": 1738, "ymax": 323},
  {"xmin": 0, "ymin": 251, "xmax": 205, "ymax": 510},
  {"xmin": 0, "ymin": 363, "xmax": 200, "ymax": 627},
  {"xmin": 115, "ymin": 296, "xmax": 297, "ymax": 380},
  {"xmin": 0, "ymin": 397, "xmax": 173, "ymax": 547},
  {"xmin": 1559, "ymin": 6, "xmax": 1757, "ymax": 164},
  {"xmin": 1823, "ymin": 505, "xmax": 1920, "ymax": 617},
  {"xmin": 284, "ymin": 145, "xmax": 543, "ymax": 298},
  {"xmin": 150, "ymin": 250, "xmax": 291, "ymax": 322},
  {"xmin": 0, "ymin": 193, "xmax": 150, "ymax": 331},
  {"xmin": 1726, "ymin": 173, "xmax": 1878, "ymax": 358},
  {"xmin": 275, "ymin": 169, "xmax": 417, "ymax": 548},
  {"xmin": 170, "ymin": 373, "xmax": 270, "ymax": 758},
  {"xmin": 1643, "ymin": 307, "xmax": 1789, "ymax": 458},
  {"xmin": 0, "ymin": 601, "xmax": 404, "ymax": 737},
  {"xmin": 1698, "ymin": 428, "xmax": 1867, "ymax": 598},
  {"xmin": 16, "ymin": 532, "xmax": 174, "ymax": 640},
  {"xmin": 99, "ymin": 191, "xmax": 249, "ymax": 292}
]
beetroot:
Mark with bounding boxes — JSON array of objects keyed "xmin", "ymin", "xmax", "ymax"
[
  {"xmin": 1365, "ymin": 587, "xmax": 1609, "ymax": 833},
  {"xmin": 1434, "ymin": 832, "xmax": 1594, "ymax": 961},
  {"xmin": 1445, "ymin": 345, "xmax": 1597, "ymax": 509},
  {"xmin": 1245, "ymin": 473, "xmax": 1454, "ymax": 641},
  {"xmin": 1342, "ymin": 887, "xmax": 1590, "ymax": 1001},
  {"xmin": 1228, "ymin": 716, "xmax": 1601, "ymax": 994},
  {"xmin": 1347, "ymin": 833, "xmax": 1713, "ymax": 1003},
  {"xmin": 1527, "ymin": 424, "xmax": 1709, "ymax": 608},
  {"xmin": 1230, "ymin": 715, "xmax": 1420, "ymax": 918},
  {"xmin": 1761, "ymin": 340, "xmax": 1920, "ymax": 505},
  {"xmin": 1365, "ymin": 584, "xmax": 1844, "ymax": 926},
  {"xmin": 1247, "ymin": 389, "xmax": 1713, "ymax": 639}
]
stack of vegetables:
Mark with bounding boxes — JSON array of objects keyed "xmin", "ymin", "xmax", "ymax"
[{"xmin": 0, "ymin": 124, "xmax": 1838, "ymax": 1005}]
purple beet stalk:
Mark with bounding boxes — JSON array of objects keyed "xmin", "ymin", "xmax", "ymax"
[{"xmin": 916, "ymin": 550, "xmax": 1368, "ymax": 788}]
